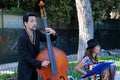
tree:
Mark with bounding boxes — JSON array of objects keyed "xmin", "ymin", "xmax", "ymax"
[
  {"xmin": 44, "ymin": 0, "xmax": 73, "ymax": 25},
  {"xmin": 1, "ymin": 0, "xmax": 120, "ymax": 23},
  {"xmin": 75, "ymin": 0, "xmax": 94, "ymax": 61},
  {"xmin": 91, "ymin": 0, "xmax": 120, "ymax": 23},
  {"xmin": 0, "ymin": 0, "xmax": 73, "ymax": 25}
]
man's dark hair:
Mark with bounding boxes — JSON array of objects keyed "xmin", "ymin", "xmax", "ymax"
[{"xmin": 23, "ymin": 12, "xmax": 36, "ymax": 23}]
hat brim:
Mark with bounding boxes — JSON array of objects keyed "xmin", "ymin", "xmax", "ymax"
[{"xmin": 86, "ymin": 44, "xmax": 100, "ymax": 50}]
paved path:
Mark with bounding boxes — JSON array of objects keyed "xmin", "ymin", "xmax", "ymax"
[
  {"xmin": 115, "ymin": 72, "xmax": 120, "ymax": 80},
  {"xmin": 0, "ymin": 62, "xmax": 18, "ymax": 74}
]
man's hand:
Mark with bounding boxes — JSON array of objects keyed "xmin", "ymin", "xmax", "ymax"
[
  {"xmin": 45, "ymin": 28, "xmax": 56, "ymax": 36},
  {"xmin": 41, "ymin": 60, "xmax": 50, "ymax": 68}
]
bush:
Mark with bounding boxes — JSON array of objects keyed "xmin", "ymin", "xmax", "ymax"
[{"xmin": 10, "ymin": 7, "xmax": 24, "ymax": 13}]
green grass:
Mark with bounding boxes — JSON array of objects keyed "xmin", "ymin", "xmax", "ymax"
[
  {"xmin": 98, "ymin": 56, "xmax": 116, "ymax": 60},
  {"xmin": 67, "ymin": 61, "xmax": 81, "ymax": 79},
  {"xmin": 0, "ymin": 71, "xmax": 17, "ymax": 80}
]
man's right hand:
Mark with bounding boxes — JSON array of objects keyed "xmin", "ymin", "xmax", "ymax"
[{"xmin": 41, "ymin": 60, "xmax": 50, "ymax": 68}]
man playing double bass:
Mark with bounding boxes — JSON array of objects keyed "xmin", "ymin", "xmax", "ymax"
[{"xmin": 17, "ymin": 12, "xmax": 57, "ymax": 80}]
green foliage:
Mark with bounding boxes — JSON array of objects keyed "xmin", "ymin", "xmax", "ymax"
[
  {"xmin": 44, "ymin": 0, "xmax": 73, "ymax": 24},
  {"xmin": 1, "ymin": 0, "xmax": 120, "ymax": 24},
  {"xmin": 10, "ymin": 7, "xmax": 24, "ymax": 13},
  {"xmin": 19, "ymin": 0, "xmax": 38, "ymax": 11},
  {"xmin": 91, "ymin": 0, "xmax": 120, "ymax": 23},
  {"xmin": 0, "ymin": 0, "xmax": 74, "ymax": 24},
  {"xmin": 0, "ymin": 0, "xmax": 37, "ymax": 11}
]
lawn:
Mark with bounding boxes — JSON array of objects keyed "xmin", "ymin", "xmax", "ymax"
[{"xmin": 0, "ymin": 71, "xmax": 17, "ymax": 80}]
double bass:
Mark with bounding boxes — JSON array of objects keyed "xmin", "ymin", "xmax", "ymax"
[{"xmin": 36, "ymin": 0, "xmax": 69, "ymax": 80}]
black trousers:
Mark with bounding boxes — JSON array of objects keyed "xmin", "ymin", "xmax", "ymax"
[{"xmin": 30, "ymin": 69, "xmax": 38, "ymax": 80}]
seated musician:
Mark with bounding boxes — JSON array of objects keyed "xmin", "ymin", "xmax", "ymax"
[
  {"xmin": 74, "ymin": 38, "xmax": 101, "ymax": 80},
  {"xmin": 74, "ymin": 38, "xmax": 116, "ymax": 80}
]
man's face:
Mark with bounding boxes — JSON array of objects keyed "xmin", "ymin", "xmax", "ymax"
[{"xmin": 25, "ymin": 16, "xmax": 37, "ymax": 30}]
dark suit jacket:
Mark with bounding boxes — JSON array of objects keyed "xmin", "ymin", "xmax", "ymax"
[{"xmin": 17, "ymin": 29, "xmax": 57, "ymax": 80}]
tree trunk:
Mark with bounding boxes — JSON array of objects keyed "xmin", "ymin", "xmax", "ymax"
[{"xmin": 75, "ymin": 0, "xmax": 94, "ymax": 61}]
